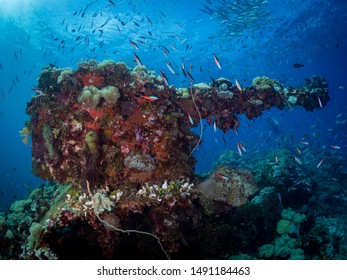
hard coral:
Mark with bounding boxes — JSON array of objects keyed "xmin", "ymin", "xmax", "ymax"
[{"xmin": 197, "ymin": 165, "xmax": 258, "ymax": 207}]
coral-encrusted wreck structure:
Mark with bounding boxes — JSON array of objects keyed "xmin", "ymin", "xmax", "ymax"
[
  {"xmin": 18, "ymin": 60, "xmax": 329, "ymax": 259},
  {"xmin": 27, "ymin": 60, "xmax": 328, "ymax": 189}
]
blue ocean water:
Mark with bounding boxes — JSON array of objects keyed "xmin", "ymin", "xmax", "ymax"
[{"xmin": 0, "ymin": 0, "xmax": 346, "ymax": 217}]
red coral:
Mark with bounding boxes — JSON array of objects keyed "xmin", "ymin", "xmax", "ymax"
[{"xmin": 77, "ymin": 72, "xmax": 104, "ymax": 86}]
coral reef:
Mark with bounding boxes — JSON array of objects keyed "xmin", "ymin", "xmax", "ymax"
[
  {"xmin": 303, "ymin": 216, "xmax": 346, "ymax": 259},
  {"xmin": 276, "ymin": 208, "xmax": 306, "ymax": 235},
  {"xmin": 258, "ymin": 208, "xmax": 306, "ymax": 260},
  {"xmin": 258, "ymin": 234, "xmax": 305, "ymax": 260},
  {"xmin": 1, "ymin": 172, "xmax": 344, "ymax": 260},
  {"xmin": 0, "ymin": 182, "xmax": 66, "ymax": 259},
  {"xmin": 3, "ymin": 59, "xmax": 331, "ymax": 260}
]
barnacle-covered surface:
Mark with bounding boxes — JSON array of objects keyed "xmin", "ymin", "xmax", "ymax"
[{"xmin": 0, "ymin": 60, "xmax": 334, "ymax": 260}]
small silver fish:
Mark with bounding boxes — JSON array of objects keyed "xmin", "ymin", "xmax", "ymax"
[{"xmin": 235, "ymin": 79, "xmax": 242, "ymax": 92}]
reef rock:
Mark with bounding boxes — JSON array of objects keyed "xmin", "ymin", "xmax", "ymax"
[{"xmin": 196, "ymin": 165, "xmax": 258, "ymax": 207}]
